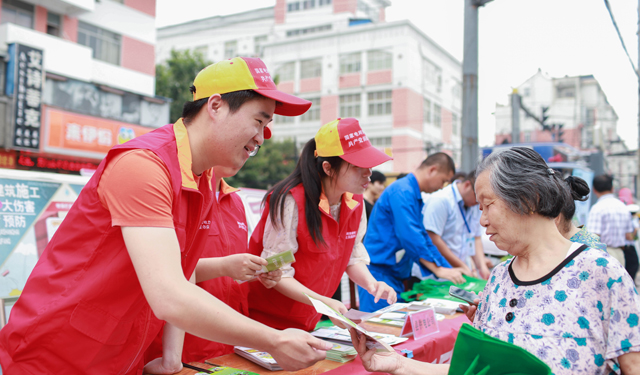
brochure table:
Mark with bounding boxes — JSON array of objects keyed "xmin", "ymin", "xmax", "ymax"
[{"xmin": 146, "ymin": 314, "xmax": 468, "ymax": 375}]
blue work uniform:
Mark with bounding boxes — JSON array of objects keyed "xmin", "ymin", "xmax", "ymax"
[{"xmin": 358, "ymin": 173, "xmax": 451, "ymax": 312}]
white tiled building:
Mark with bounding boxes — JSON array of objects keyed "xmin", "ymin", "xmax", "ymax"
[{"xmin": 157, "ymin": 0, "xmax": 462, "ymax": 173}]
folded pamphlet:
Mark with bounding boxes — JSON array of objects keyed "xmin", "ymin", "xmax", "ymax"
[
  {"xmin": 408, "ymin": 298, "xmax": 467, "ymax": 315},
  {"xmin": 233, "ymin": 346, "xmax": 282, "ymax": 371},
  {"xmin": 312, "ymin": 326, "xmax": 409, "ymax": 346},
  {"xmin": 325, "ymin": 343, "xmax": 357, "ymax": 363},
  {"xmin": 306, "ymin": 294, "xmax": 397, "ymax": 352}
]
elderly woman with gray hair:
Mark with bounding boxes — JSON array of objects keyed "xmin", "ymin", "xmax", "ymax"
[{"xmin": 348, "ymin": 147, "xmax": 640, "ymax": 375}]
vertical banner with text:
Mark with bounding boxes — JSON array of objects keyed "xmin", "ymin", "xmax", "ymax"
[{"xmin": 8, "ymin": 44, "xmax": 44, "ymax": 150}]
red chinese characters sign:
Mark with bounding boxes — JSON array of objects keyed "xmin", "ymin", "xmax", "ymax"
[{"xmin": 43, "ymin": 106, "xmax": 153, "ymax": 159}]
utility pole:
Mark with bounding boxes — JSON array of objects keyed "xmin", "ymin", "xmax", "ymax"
[
  {"xmin": 461, "ymin": 0, "xmax": 493, "ymax": 172},
  {"xmin": 511, "ymin": 89, "xmax": 521, "ymax": 143}
]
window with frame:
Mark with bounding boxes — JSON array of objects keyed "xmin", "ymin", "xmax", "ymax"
[
  {"xmin": 452, "ymin": 80, "xmax": 461, "ymax": 99},
  {"xmin": 370, "ymin": 137, "xmax": 391, "ymax": 148},
  {"xmin": 424, "ymin": 98, "xmax": 431, "ymax": 123},
  {"xmin": 433, "ymin": 104, "xmax": 441, "ymax": 127},
  {"xmin": 78, "ymin": 21, "xmax": 121, "ymax": 65},
  {"xmin": 300, "ymin": 58, "xmax": 322, "ymax": 79},
  {"xmin": 452, "ymin": 113, "xmax": 458, "ymax": 135},
  {"xmin": 1, "ymin": 0, "xmax": 33, "ymax": 29},
  {"xmin": 303, "ymin": 0, "xmax": 316, "ymax": 9},
  {"xmin": 277, "ymin": 62, "xmax": 295, "ymax": 82},
  {"xmin": 367, "ymin": 50, "xmax": 392, "ymax": 71},
  {"xmin": 319, "ymin": 0, "xmax": 332, "ymax": 6},
  {"xmin": 287, "ymin": 1, "xmax": 300, "ymax": 12},
  {"xmin": 367, "ymin": 90, "xmax": 392, "ymax": 116},
  {"xmin": 275, "ymin": 114, "xmax": 295, "ymax": 124},
  {"xmin": 423, "ymin": 58, "xmax": 442, "ymax": 92},
  {"xmin": 224, "ymin": 40, "xmax": 237, "ymax": 60},
  {"xmin": 46, "ymin": 12, "xmax": 61, "ymax": 37},
  {"xmin": 300, "ymin": 97, "xmax": 320, "ymax": 122},
  {"xmin": 340, "ymin": 93, "xmax": 361, "ymax": 118},
  {"xmin": 340, "ymin": 52, "xmax": 361, "ymax": 75},
  {"xmin": 254, "ymin": 35, "xmax": 268, "ymax": 57}
]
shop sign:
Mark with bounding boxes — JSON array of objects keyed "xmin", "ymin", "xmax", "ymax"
[
  {"xmin": 43, "ymin": 106, "xmax": 153, "ymax": 159},
  {"xmin": 6, "ymin": 44, "xmax": 44, "ymax": 150}
]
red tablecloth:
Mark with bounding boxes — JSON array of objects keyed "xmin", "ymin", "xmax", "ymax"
[{"xmin": 322, "ymin": 314, "xmax": 469, "ymax": 375}]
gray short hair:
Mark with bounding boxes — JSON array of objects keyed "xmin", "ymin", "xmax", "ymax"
[{"xmin": 475, "ymin": 147, "xmax": 570, "ymax": 218}]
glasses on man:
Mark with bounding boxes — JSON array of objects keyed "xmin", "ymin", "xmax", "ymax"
[{"xmin": 249, "ymin": 145, "xmax": 261, "ymax": 157}]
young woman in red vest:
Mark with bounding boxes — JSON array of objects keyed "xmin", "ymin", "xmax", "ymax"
[{"xmin": 248, "ymin": 118, "xmax": 397, "ymax": 332}]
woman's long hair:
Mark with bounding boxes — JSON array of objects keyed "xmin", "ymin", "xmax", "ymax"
[{"xmin": 264, "ymin": 138, "xmax": 345, "ymax": 247}]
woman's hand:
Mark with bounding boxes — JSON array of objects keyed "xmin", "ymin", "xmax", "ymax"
[
  {"xmin": 367, "ymin": 281, "xmax": 397, "ymax": 305},
  {"xmin": 223, "ymin": 253, "xmax": 267, "ymax": 281},
  {"xmin": 459, "ymin": 292, "xmax": 482, "ymax": 322},
  {"xmin": 258, "ymin": 269, "xmax": 282, "ymax": 289},
  {"xmin": 435, "ymin": 266, "xmax": 465, "ymax": 284},
  {"xmin": 323, "ymin": 298, "xmax": 350, "ymax": 329},
  {"xmin": 143, "ymin": 357, "xmax": 183, "ymax": 375},
  {"xmin": 348, "ymin": 327, "xmax": 402, "ymax": 374}
]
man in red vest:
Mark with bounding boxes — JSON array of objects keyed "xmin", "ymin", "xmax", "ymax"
[{"xmin": 0, "ymin": 57, "xmax": 332, "ymax": 375}]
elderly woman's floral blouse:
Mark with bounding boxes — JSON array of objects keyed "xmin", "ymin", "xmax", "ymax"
[{"xmin": 474, "ymin": 242, "xmax": 640, "ymax": 374}]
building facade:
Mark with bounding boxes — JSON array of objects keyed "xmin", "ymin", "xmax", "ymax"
[
  {"xmin": 157, "ymin": 0, "xmax": 462, "ymax": 173},
  {"xmin": 0, "ymin": 0, "xmax": 169, "ymax": 174},
  {"xmin": 494, "ymin": 70, "xmax": 618, "ymax": 151},
  {"xmin": 494, "ymin": 70, "xmax": 637, "ymax": 194}
]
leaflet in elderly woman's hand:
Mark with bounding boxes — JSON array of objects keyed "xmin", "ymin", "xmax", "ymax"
[{"xmin": 305, "ymin": 294, "xmax": 394, "ymax": 352}]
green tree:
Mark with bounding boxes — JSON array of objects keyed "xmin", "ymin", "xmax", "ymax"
[
  {"xmin": 156, "ymin": 49, "xmax": 212, "ymax": 122},
  {"xmin": 226, "ymin": 138, "xmax": 298, "ymax": 190}
]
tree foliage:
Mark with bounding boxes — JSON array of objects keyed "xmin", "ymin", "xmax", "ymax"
[
  {"xmin": 226, "ymin": 138, "xmax": 298, "ymax": 190},
  {"xmin": 155, "ymin": 49, "xmax": 212, "ymax": 123}
]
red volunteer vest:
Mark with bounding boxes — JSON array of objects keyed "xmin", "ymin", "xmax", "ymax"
[
  {"xmin": 144, "ymin": 182, "xmax": 250, "ymax": 363},
  {"xmin": 247, "ymin": 184, "xmax": 363, "ymax": 331},
  {"xmin": 0, "ymin": 122, "xmax": 214, "ymax": 375}
]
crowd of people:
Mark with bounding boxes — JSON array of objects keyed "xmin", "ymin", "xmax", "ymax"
[{"xmin": 0, "ymin": 56, "xmax": 639, "ymax": 375}]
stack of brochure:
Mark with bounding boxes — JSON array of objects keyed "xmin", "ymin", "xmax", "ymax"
[
  {"xmin": 233, "ymin": 346, "xmax": 282, "ymax": 371},
  {"xmin": 325, "ymin": 343, "xmax": 357, "ymax": 363},
  {"xmin": 367, "ymin": 311, "xmax": 407, "ymax": 327}
]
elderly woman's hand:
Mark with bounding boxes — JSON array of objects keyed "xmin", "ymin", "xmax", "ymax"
[
  {"xmin": 348, "ymin": 327, "xmax": 402, "ymax": 374},
  {"xmin": 459, "ymin": 292, "xmax": 482, "ymax": 322}
]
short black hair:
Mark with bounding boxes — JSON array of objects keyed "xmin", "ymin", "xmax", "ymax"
[
  {"xmin": 419, "ymin": 152, "xmax": 455, "ymax": 174},
  {"xmin": 593, "ymin": 174, "xmax": 613, "ymax": 193},
  {"xmin": 371, "ymin": 170, "xmax": 386, "ymax": 184},
  {"xmin": 181, "ymin": 88, "xmax": 267, "ymax": 122}
]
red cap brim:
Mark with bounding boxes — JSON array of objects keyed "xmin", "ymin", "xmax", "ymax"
[
  {"xmin": 255, "ymin": 89, "xmax": 312, "ymax": 116},
  {"xmin": 264, "ymin": 125, "xmax": 272, "ymax": 139},
  {"xmin": 340, "ymin": 146, "xmax": 392, "ymax": 169}
]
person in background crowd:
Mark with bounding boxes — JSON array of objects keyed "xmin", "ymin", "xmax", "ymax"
[
  {"xmin": 363, "ymin": 170, "xmax": 386, "ymax": 221},
  {"xmin": 247, "ymin": 118, "xmax": 397, "ymax": 332},
  {"xmin": 588, "ymin": 174, "xmax": 636, "ymax": 277},
  {"xmin": 623, "ymin": 203, "xmax": 640, "ymax": 282},
  {"xmin": 0, "ymin": 57, "xmax": 333, "ymax": 374},
  {"xmin": 555, "ymin": 175, "xmax": 606, "ymax": 251},
  {"xmin": 144, "ymin": 165, "xmax": 283, "ymax": 373},
  {"xmin": 416, "ymin": 170, "xmax": 491, "ymax": 280},
  {"xmin": 359, "ymin": 153, "xmax": 464, "ymax": 312}
]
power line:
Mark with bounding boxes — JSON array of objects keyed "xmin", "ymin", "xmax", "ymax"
[{"xmin": 603, "ymin": 0, "xmax": 639, "ymax": 79}]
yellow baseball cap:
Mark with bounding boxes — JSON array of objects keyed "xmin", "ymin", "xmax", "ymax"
[
  {"xmin": 315, "ymin": 118, "xmax": 392, "ymax": 168},
  {"xmin": 192, "ymin": 57, "xmax": 312, "ymax": 117}
]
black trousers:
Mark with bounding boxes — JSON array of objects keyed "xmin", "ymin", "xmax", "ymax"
[{"xmin": 622, "ymin": 245, "xmax": 639, "ymax": 282}]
